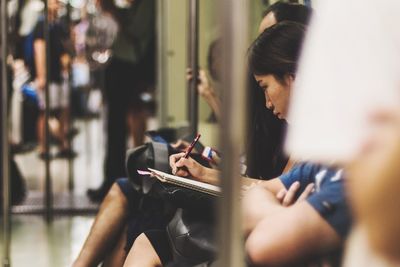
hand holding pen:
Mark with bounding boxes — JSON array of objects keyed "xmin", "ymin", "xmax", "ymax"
[
  {"xmin": 183, "ymin": 134, "xmax": 201, "ymax": 158},
  {"xmin": 169, "ymin": 134, "xmax": 204, "ymax": 178}
]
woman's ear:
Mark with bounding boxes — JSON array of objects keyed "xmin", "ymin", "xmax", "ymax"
[{"xmin": 284, "ymin": 74, "xmax": 295, "ymax": 88}]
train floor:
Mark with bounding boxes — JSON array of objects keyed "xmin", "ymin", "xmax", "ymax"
[{"xmin": 1, "ymin": 118, "xmax": 105, "ymax": 267}]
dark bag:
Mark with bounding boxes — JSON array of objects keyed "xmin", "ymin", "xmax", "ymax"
[
  {"xmin": 0, "ymin": 156, "xmax": 27, "ymax": 206},
  {"xmin": 167, "ymin": 209, "xmax": 216, "ymax": 265},
  {"xmin": 125, "ymin": 130, "xmax": 217, "ymax": 265}
]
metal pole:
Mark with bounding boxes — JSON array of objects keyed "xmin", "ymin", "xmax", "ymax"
[
  {"xmin": 187, "ymin": 0, "xmax": 199, "ymax": 136},
  {"xmin": 1, "ymin": 0, "xmax": 12, "ymax": 264},
  {"xmin": 66, "ymin": 1, "xmax": 74, "ymax": 193},
  {"xmin": 156, "ymin": 0, "xmax": 168, "ymax": 127},
  {"xmin": 43, "ymin": 0, "xmax": 53, "ymax": 221},
  {"xmin": 217, "ymin": 0, "xmax": 249, "ymax": 266}
]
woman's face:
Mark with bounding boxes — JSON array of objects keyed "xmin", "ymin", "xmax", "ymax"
[{"xmin": 254, "ymin": 74, "xmax": 292, "ymax": 120}]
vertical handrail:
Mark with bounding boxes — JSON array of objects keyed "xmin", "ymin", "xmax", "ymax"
[
  {"xmin": 217, "ymin": 0, "xmax": 249, "ymax": 266},
  {"xmin": 43, "ymin": 0, "xmax": 53, "ymax": 221},
  {"xmin": 187, "ymin": 0, "xmax": 199, "ymax": 136},
  {"xmin": 1, "ymin": 0, "xmax": 12, "ymax": 264},
  {"xmin": 66, "ymin": 1, "xmax": 74, "ymax": 193},
  {"xmin": 156, "ymin": 0, "xmax": 168, "ymax": 127}
]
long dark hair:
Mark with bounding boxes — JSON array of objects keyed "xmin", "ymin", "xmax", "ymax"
[
  {"xmin": 263, "ymin": 1, "xmax": 312, "ymax": 26},
  {"xmin": 249, "ymin": 21, "xmax": 306, "ymax": 80},
  {"xmin": 246, "ymin": 21, "xmax": 306, "ymax": 179}
]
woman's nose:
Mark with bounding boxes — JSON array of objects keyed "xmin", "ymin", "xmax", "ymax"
[{"xmin": 266, "ymin": 100, "xmax": 273, "ymax": 109}]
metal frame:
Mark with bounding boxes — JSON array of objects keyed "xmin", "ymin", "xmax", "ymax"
[
  {"xmin": 2, "ymin": 0, "xmax": 12, "ymax": 264},
  {"xmin": 187, "ymin": 0, "xmax": 199, "ymax": 135},
  {"xmin": 217, "ymin": 0, "xmax": 249, "ymax": 266},
  {"xmin": 156, "ymin": 0, "xmax": 168, "ymax": 127},
  {"xmin": 43, "ymin": 0, "xmax": 53, "ymax": 221}
]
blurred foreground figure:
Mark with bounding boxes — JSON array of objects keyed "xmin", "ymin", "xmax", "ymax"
[
  {"xmin": 344, "ymin": 109, "xmax": 400, "ymax": 266},
  {"xmin": 278, "ymin": 0, "xmax": 400, "ymax": 265},
  {"xmin": 285, "ymin": 0, "xmax": 400, "ymax": 162}
]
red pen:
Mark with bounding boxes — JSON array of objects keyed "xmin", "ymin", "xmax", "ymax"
[{"xmin": 183, "ymin": 134, "xmax": 201, "ymax": 158}]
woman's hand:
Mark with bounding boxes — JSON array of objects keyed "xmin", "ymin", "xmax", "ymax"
[
  {"xmin": 169, "ymin": 152, "xmax": 208, "ymax": 181},
  {"xmin": 275, "ymin": 182, "xmax": 315, "ymax": 206},
  {"xmin": 242, "ymin": 185, "xmax": 282, "ymax": 235},
  {"xmin": 186, "ymin": 68, "xmax": 215, "ymax": 100},
  {"xmin": 170, "ymin": 139, "xmax": 197, "ymax": 153},
  {"xmin": 187, "ymin": 68, "xmax": 222, "ymax": 120},
  {"xmin": 34, "ymin": 77, "xmax": 46, "ymax": 91}
]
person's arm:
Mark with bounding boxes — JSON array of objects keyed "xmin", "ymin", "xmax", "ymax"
[
  {"xmin": 169, "ymin": 152, "xmax": 220, "ymax": 185},
  {"xmin": 34, "ymin": 38, "xmax": 46, "ymax": 90},
  {"xmin": 203, "ymin": 91, "xmax": 221, "ymax": 121},
  {"xmin": 242, "ymin": 183, "xmax": 314, "ymax": 236},
  {"xmin": 187, "ymin": 69, "xmax": 222, "ymax": 121},
  {"xmin": 245, "ymin": 198, "xmax": 341, "ymax": 266},
  {"xmin": 169, "ymin": 152, "xmax": 286, "ymax": 194}
]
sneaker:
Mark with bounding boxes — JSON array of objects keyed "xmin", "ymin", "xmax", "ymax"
[
  {"xmin": 11, "ymin": 143, "xmax": 37, "ymax": 154},
  {"xmin": 56, "ymin": 149, "xmax": 78, "ymax": 159},
  {"xmin": 38, "ymin": 152, "xmax": 54, "ymax": 160},
  {"xmin": 66, "ymin": 128, "xmax": 80, "ymax": 140},
  {"xmin": 87, "ymin": 185, "xmax": 110, "ymax": 202}
]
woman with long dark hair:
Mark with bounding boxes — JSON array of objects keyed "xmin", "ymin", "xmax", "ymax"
[{"xmin": 124, "ymin": 21, "xmax": 350, "ymax": 267}]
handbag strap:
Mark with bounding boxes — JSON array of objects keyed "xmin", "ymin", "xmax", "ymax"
[{"xmin": 142, "ymin": 141, "xmax": 170, "ymax": 194}]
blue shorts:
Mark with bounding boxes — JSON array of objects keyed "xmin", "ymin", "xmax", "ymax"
[{"xmin": 116, "ymin": 178, "xmax": 170, "ymax": 252}]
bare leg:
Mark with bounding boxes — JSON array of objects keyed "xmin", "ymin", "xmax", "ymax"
[
  {"xmin": 59, "ymin": 107, "xmax": 70, "ymax": 150},
  {"xmin": 127, "ymin": 109, "xmax": 147, "ymax": 147},
  {"xmin": 123, "ymin": 233, "xmax": 162, "ymax": 267},
  {"xmin": 73, "ymin": 183, "xmax": 129, "ymax": 267},
  {"xmin": 37, "ymin": 112, "xmax": 46, "ymax": 153},
  {"xmin": 102, "ymin": 226, "xmax": 128, "ymax": 267}
]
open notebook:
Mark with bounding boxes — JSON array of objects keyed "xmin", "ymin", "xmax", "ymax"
[{"xmin": 138, "ymin": 168, "xmax": 221, "ymax": 196}]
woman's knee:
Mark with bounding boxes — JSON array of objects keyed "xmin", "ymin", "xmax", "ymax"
[
  {"xmin": 103, "ymin": 182, "xmax": 128, "ymax": 208},
  {"xmin": 123, "ymin": 233, "xmax": 162, "ymax": 267}
]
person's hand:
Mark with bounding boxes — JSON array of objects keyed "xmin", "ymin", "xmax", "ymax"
[
  {"xmin": 34, "ymin": 78, "xmax": 46, "ymax": 91},
  {"xmin": 275, "ymin": 182, "xmax": 315, "ymax": 206},
  {"xmin": 242, "ymin": 185, "xmax": 282, "ymax": 235},
  {"xmin": 186, "ymin": 68, "xmax": 215, "ymax": 100},
  {"xmin": 61, "ymin": 54, "xmax": 71, "ymax": 71},
  {"xmin": 169, "ymin": 152, "xmax": 207, "ymax": 181},
  {"xmin": 171, "ymin": 139, "xmax": 196, "ymax": 152}
]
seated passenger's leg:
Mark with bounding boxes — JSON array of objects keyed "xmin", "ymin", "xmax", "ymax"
[
  {"xmin": 123, "ymin": 233, "xmax": 162, "ymax": 267},
  {"xmin": 102, "ymin": 226, "xmax": 129, "ymax": 267},
  {"xmin": 73, "ymin": 182, "xmax": 129, "ymax": 267}
]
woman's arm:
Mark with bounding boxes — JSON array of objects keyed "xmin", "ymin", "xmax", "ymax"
[
  {"xmin": 246, "ymin": 200, "xmax": 341, "ymax": 266},
  {"xmin": 33, "ymin": 39, "xmax": 46, "ymax": 90},
  {"xmin": 169, "ymin": 152, "xmax": 286, "ymax": 194}
]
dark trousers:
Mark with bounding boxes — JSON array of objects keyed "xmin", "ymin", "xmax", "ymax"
[{"xmin": 103, "ymin": 58, "xmax": 147, "ymax": 187}]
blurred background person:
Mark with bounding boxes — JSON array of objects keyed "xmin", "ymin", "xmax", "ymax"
[
  {"xmin": 33, "ymin": 0, "xmax": 75, "ymax": 159},
  {"xmin": 87, "ymin": 0, "xmax": 156, "ymax": 202}
]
